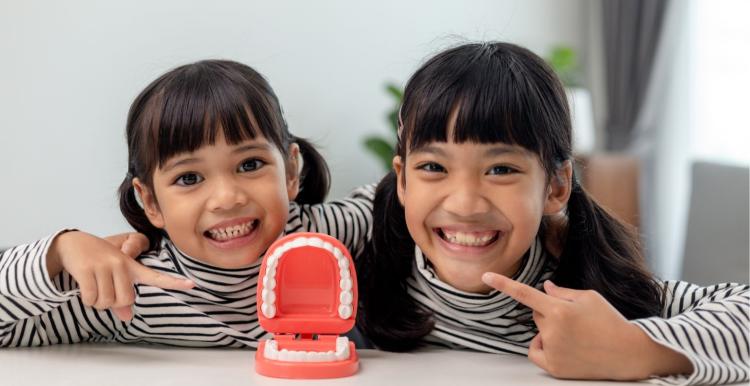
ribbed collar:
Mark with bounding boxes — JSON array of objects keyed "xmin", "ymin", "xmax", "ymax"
[
  {"xmin": 410, "ymin": 238, "xmax": 552, "ymax": 320},
  {"xmin": 160, "ymin": 238, "xmax": 261, "ymax": 298}
]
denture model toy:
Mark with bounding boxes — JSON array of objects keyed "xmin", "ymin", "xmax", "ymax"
[{"xmin": 255, "ymin": 232, "xmax": 359, "ymax": 379}]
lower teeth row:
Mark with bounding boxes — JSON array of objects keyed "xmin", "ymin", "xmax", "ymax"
[{"xmin": 263, "ymin": 337, "xmax": 350, "ymax": 362}]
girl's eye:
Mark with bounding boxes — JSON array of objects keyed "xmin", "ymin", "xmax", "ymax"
[
  {"xmin": 487, "ymin": 165, "xmax": 517, "ymax": 175},
  {"xmin": 417, "ymin": 162, "xmax": 446, "ymax": 173},
  {"xmin": 175, "ymin": 173, "xmax": 203, "ymax": 186},
  {"xmin": 239, "ymin": 158, "xmax": 265, "ymax": 173}
]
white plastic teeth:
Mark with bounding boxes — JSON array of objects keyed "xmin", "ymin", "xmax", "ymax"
[
  {"xmin": 442, "ymin": 230, "xmax": 497, "ymax": 247},
  {"xmin": 260, "ymin": 236, "xmax": 354, "ymax": 320},
  {"xmin": 207, "ymin": 221, "xmax": 255, "ymax": 241},
  {"xmin": 263, "ymin": 337, "xmax": 350, "ymax": 362}
]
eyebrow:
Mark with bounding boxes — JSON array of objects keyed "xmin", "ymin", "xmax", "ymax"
[
  {"xmin": 162, "ymin": 157, "xmax": 200, "ymax": 173},
  {"xmin": 410, "ymin": 145, "xmax": 448, "ymax": 157},
  {"xmin": 410, "ymin": 144, "xmax": 525, "ymax": 158},
  {"xmin": 162, "ymin": 142, "xmax": 273, "ymax": 172},
  {"xmin": 232, "ymin": 142, "xmax": 272, "ymax": 154},
  {"xmin": 483, "ymin": 146, "xmax": 525, "ymax": 157}
]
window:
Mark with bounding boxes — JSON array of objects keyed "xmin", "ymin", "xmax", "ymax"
[{"xmin": 690, "ymin": 0, "xmax": 750, "ymax": 165}]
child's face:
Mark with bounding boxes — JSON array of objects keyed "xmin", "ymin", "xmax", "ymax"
[
  {"xmin": 134, "ymin": 133, "xmax": 299, "ymax": 269},
  {"xmin": 393, "ymin": 139, "xmax": 570, "ymax": 293}
]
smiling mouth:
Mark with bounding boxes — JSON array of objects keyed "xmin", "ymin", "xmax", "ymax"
[
  {"xmin": 435, "ymin": 228, "xmax": 500, "ymax": 248},
  {"xmin": 205, "ymin": 220, "xmax": 259, "ymax": 242}
]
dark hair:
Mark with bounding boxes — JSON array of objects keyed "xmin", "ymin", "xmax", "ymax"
[
  {"xmin": 357, "ymin": 42, "xmax": 662, "ymax": 351},
  {"xmin": 118, "ymin": 60, "xmax": 330, "ymax": 248}
]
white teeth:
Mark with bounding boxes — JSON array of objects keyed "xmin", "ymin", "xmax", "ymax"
[
  {"xmin": 290, "ymin": 237, "xmax": 307, "ymax": 249},
  {"xmin": 259, "ymin": 236, "xmax": 354, "ymax": 321},
  {"xmin": 262, "ymin": 275, "xmax": 276, "ymax": 290},
  {"xmin": 261, "ymin": 288, "xmax": 275, "ymax": 304},
  {"xmin": 309, "ymin": 237, "xmax": 323, "ymax": 249},
  {"xmin": 441, "ymin": 230, "xmax": 497, "ymax": 247},
  {"xmin": 335, "ymin": 337, "xmax": 349, "ymax": 360},
  {"xmin": 207, "ymin": 221, "xmax": 255, "ymax": 241},
  {"xmin": 339, "ymin": 291, "xmax": 353, "ymax": 305},
  {"xmin": 262, "ymin": 337, "xmax": 351, "ymax": 362},
  {"xmin": 261, "ymin": 303, "xmax": 276, "ymax": 318},
  {"xmin": 338, "ymin": 304, "xmax": 352, "ymax": 319}
]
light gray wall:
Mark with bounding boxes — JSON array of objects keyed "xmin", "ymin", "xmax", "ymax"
[
  {"xmin": 0, "ymin": 0, "xmax": 589, "ymax": 246},
  {"xmin": 681, "ymin": 162, "xmax": 749, "ymax": 285}
]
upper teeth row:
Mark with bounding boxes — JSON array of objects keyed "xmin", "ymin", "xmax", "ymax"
[
  {"xmin": 208, "ymin": 221, "xmax": 254, "ymax": 240},
  {"xmin": 260, "ymin": 236, "xmax": 354, "ymax": 320},
  {"xmin": 263, "ymin": 337, "xmax": 350, "ymax": 362},
  {"xmin": 443, "ymin": 231, "xmax": 496, "ymax": 246}
]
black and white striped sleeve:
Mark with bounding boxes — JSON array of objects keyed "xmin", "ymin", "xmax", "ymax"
[
  {"xmin": 286, "ymin": 184, "xmax": 375, "ymax": 258},
  {"xmin": 0, "ymin": 231, "xmax": 119, "ymax": 347},
  {"xmin": 631, "ymin": 280, "xmax": 749, "ymax": 385}
]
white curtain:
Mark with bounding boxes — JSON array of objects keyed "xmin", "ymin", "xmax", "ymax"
[
  {"xmin": 632, "ymin": 0, "xmax": 750, "ymax": 280},
  {"xmin": 631, "ymin": 0, "xmax": 691, "ymax": 279}
]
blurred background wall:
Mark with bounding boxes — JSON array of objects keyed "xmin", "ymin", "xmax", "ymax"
[
  {"xmin": 1, "ymin": 0, "xmax": 747, "ymax": 283},
  {"xmin": 0, "ymin": 0, "xmax": 594, "ymax": 243}
]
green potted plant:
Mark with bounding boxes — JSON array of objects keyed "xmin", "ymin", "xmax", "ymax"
[
  {"xmin": 546, "ymin": 45, "xmax": 595, "ymax": 153},
  {"xmin": 362, "ymin": 83, "xmax": 403, "ymax": 172}
]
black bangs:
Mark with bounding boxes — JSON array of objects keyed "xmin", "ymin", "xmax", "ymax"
[
  {"xmin": 129, "ymin": 60, "xmax": 289, "ymax": 178},
  {"xmin": 400, "ymin": 42, "xmax": 572, "ymax": 172}
]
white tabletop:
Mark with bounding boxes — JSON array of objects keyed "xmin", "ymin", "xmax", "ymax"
[{"xmin": 0, "ymin": 344, "xmax": 741, "ymax": 386}]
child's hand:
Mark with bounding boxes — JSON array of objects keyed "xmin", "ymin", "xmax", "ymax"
[
  {"xmin": 47, "ymin": 231, "xmax": 195, "ymax": 321},
  {"xmin": 481, "ymin": 272, "xmax": 693, "ymax": 381},
  {"xmin": 103, "ymin": 232, "xmax": 149, "ymax": 259}
]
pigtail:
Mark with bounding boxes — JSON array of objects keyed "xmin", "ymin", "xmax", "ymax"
[
  {"xmin": 551, "ymin": 171, "xmax": 663, "ymax": 319},
  {"xmin": 291, "ymin": 136, "xmax": 330, "ymax": 205},
  {"xmin": 357, "ymin": 171, "xmax": 434, "ymax": 351},
  {"xmin": 117, "ymin": 170, "xmax": 164, "ymax": 250}
]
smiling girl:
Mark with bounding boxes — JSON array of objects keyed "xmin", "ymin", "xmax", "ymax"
[
  {"xmin": 356, "ymin": 42, "xmax": 749, "ymax": 384},
  {"xmin": 0, "ymin": 60, "xmax": 373, "ymax": 347}
]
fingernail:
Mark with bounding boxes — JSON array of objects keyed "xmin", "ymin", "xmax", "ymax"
[{"xmin": 481, "ymin": 272, "xmax": 494, "ymax": 284}]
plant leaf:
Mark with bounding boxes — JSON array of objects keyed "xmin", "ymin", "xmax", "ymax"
[
  {"xmin": 363, "ymin": 137, "xmax": 395, "ymax": 171},
  {"xmin": 385, "ymin": 83, "xmax": 403, "ymax": 100}
]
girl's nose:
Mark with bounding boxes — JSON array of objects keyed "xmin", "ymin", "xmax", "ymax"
[
  {"xmin": 207, "ymin": 177, "xmax": 249, "ymax": 212},
  {"xmin": 441, "ymin": 183, "xmax": 492, "ymax": 218}
]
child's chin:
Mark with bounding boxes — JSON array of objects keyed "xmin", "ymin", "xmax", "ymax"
[
  {"xmin": 200, "ymin": 241, "xmax": 263, "ymax": 268},
  {"xmin": 435, "ymin": 265, "xmax": 492, "ymax": 293},
  {"xmin": 205, "ymin": 253, "xmax": 260, "ymax": 269}
]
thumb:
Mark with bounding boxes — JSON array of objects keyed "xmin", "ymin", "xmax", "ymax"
[
  {"xmin": 103, "ymin": 232, "xmax": 149, "ymax": 259},
  {"xmin": 112, "ymin": 305, "xmax": 134, "ymax": 321},
  {"xmin": 527, "ymin": 334, "xmax": 549, "ymax": 372},
  {"xmin": 127, "ymin": 260, "xmax": 194, "ymax": 290},
  {"xmin": 543, "ymin": 280, "xmax": 581, "ymax": 302},
  {"xmin": 120, "ymin": 233, "xmax": 150, "ymax": 259}
]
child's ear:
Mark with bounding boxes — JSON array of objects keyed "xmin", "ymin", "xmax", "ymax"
[
  {"xmin": 132, "ymin": 178, "xmax": 165, "ymax": 229},
  {"xmin": 543, "ymin": 160, "xmax": 573, "ymax": 215},
  {"xmin": 286, "ymin": 143, "xmax": 301, "ymax": 201},
  {"xmin": 392, "ymin": 155, "xmax": 405, "ymax": 206}
]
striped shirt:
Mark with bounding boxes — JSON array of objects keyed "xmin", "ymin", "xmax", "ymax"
[
  {"xmin": 0, "ymin": 185, "xmax": 374, "ymax": 348},
  {"xmin": 408, "ymin": 238, "xmax": 749, "ymax": 385},
  {"xmin": 3, "ymin": 183, "xmax": 748, "ymax": 384}
]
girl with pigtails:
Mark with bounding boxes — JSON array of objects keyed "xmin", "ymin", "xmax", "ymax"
[
  {"xmin": 356, "ymin": 42, "xmax": 748, "ymax": 384},
  {"xmin": 0, "ymin": 60, "xmax": 374, "ymax": 347}
]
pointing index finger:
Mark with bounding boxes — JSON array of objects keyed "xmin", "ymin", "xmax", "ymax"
[
  {"xmin": 481, "ymin": 272, "xmax": 557, "ymax": 314},
  {"xmin": 127, "ymin": 259, "xmax": 194, "ymax": 290}
]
